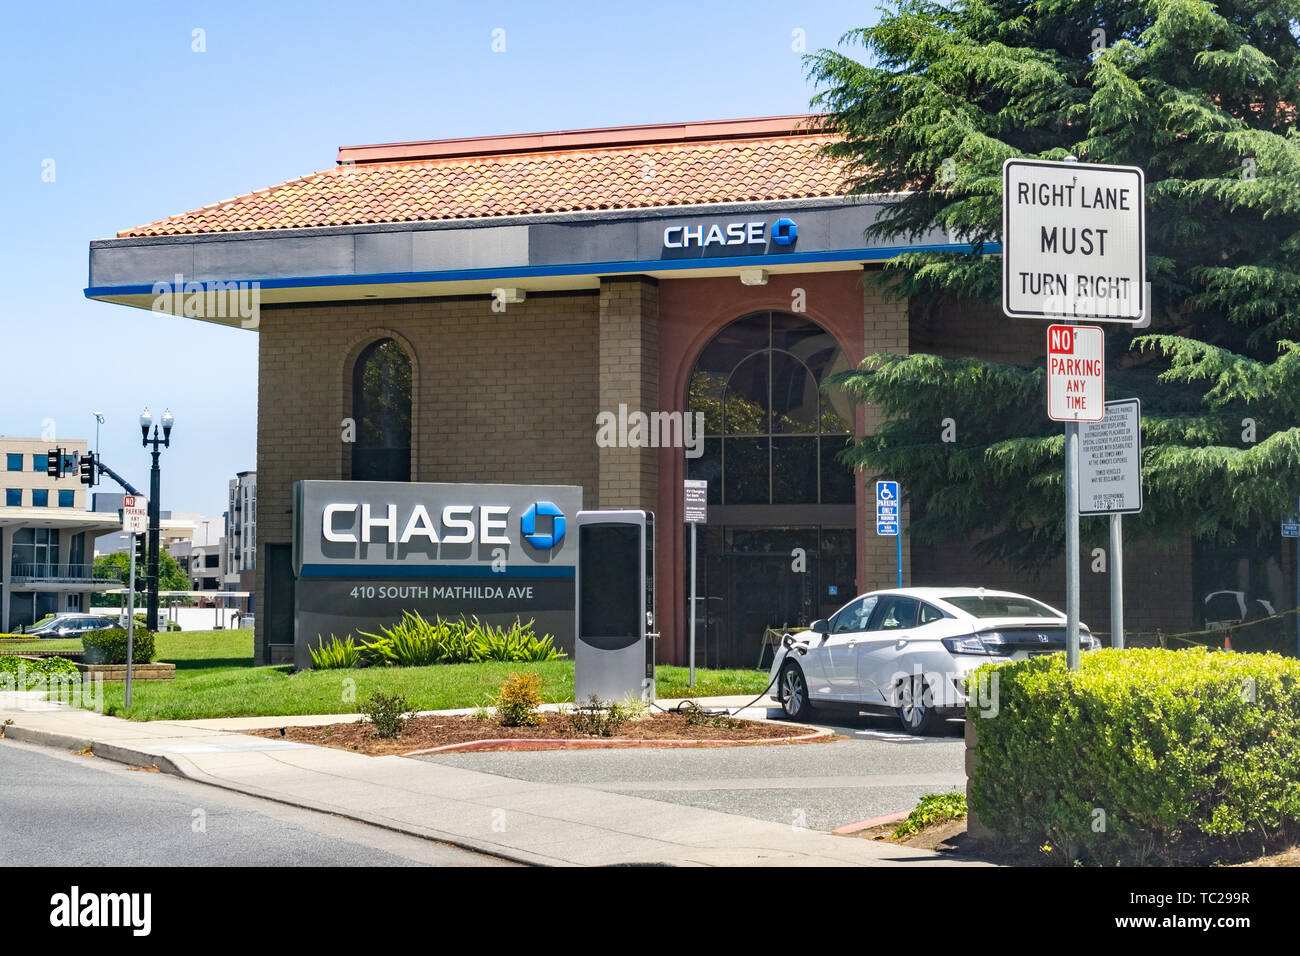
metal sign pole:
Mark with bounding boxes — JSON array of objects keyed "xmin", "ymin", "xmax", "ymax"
[
  {"xmin": 126, "ymin": 539, "xmax": 136, "ymax": 708},
  {"xmin": 1065, "ymin": 418, "xmax": 1081, "ymax": 671},
  {"xmin": 1110, "ymin": 513, "xmax": 1124, "ymax": 649},
  {"xmin": 689, "ymin": 521, "xmax": 697, "ymax": 688},
  {"xmin": 895, "ymin": 512, "xmax": 903, "ymax": 587}
]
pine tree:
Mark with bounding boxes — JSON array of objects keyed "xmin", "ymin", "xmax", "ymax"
[{"xmin": 807, "ymin": 0, "xmax": 1300, "ymax": 566}]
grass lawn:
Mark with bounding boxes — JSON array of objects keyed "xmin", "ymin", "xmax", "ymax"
[{"xmin": 43, "ymin": 627, "xmax": 771, "ymax": 720}]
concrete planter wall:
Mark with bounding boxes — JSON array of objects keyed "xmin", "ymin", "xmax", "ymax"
[{"xmin": 75, "ymin": 662, "xmax": 175, "ymax": 682}]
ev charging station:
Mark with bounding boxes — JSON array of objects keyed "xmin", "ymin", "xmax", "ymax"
[{"xmin": 574, "ymin": 510, "xmax": 656, "ymax": 703}]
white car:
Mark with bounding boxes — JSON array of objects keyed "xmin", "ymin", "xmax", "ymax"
[{"xmin": 769, "ymin": 587, "xmax": 1097, "ymax": 735}]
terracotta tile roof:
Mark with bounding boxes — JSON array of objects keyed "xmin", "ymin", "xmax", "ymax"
[{"xmin": 118, "ymin": 119, "xmax": 847, "ymax": 238}]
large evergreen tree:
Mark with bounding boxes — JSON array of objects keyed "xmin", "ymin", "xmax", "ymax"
[{"xmin": 807, "ymin": 0, "xmax": 1300, "ymax": 566}]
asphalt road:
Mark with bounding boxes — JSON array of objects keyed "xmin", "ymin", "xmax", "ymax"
[
  {"xmin": 0, "ymin": 738, "xmax": 510, "ymax": 867},
  {"xmin": 416, "ymin": 708, "xmax": 967, "ymax": 833}
]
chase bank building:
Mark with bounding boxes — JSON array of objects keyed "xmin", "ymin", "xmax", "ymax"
[{"xmin": 86, "ymin": 115, "xmax": 1195, "ymax": 666}]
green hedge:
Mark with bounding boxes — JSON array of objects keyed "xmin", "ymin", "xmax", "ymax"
[
  {"xmin": 969, "ymin": 648, "xmax": 1300, "ymax": 864},
  {"xmin": 0, "ymin": 655, "xmax": 80, "ymax": 680},
  {"xmin": 82, "ymin": 628, "xmax": 156, "ymax": 665}
]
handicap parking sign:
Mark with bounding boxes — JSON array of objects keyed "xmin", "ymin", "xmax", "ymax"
[{"xmin": 876, "ymin": 481, "xmax": 900, "ymax": 536}]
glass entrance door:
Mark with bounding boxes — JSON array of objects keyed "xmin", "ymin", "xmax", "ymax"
[{"xmin": 692, "ymin": 526, "xmax": 855, "ymax": 669}]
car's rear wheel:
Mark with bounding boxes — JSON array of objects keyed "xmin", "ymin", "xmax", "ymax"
[
  {"xmin": 896, "ymin": 673, "xmax": 943, "ymax": 736},
  {"xmin": 779, "ymin": 662, "xmax": 813, "ymax": 721}
]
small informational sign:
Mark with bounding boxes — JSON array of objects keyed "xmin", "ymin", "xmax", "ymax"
[
  {"xmin": 1047, "ymin": 324, "xmax": 1105, "ymax": 422},
  {"xmin": 1002, "ymin": 158, "xmax": 1146, "ymax": 322},
  {"xmin": 684, "ymin": 479, "xmax": 707, "ymax": 524},
  {"xmin": 121, "ymin": 494, "xmax": 149, "ymax": 534},
  {"xmin": 1079, "ymin": 399, "xmax": 1143, "ymax": 515},
  {"xmin": 1283, "ymin": 519, "xmax": 1299, "ymax": 538},
  {"xmin": 876, "ymin": 480, "xmax": 899, "ymax": 536}
]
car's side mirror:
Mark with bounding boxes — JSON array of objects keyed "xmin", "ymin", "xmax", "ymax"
[{"xmin": 810, "ymin": 619, "xmax": 829, "ymax": 636}]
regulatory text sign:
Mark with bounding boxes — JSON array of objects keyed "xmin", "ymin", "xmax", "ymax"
[
  {"xmin": 876, "ymin": 480, "xmax": 899, "ymax": 536},
  {"xmin": 1079, "ymin": 399, "xmax": 1143, "ymax": 515},
  {"xmin": 1047, "ymin": 325, "xmax": 1105, "ymax": 422},
  {"xmin": 1003, "ymin": 159, "xmax": 1145, "ymax": 322},
  {"xmin": 684, "ymin": 479, "xmax": 707, "ymax": 524},
  {"xmin": 121, "ymin": 494, "xmax": 149, "ymax": 534}
]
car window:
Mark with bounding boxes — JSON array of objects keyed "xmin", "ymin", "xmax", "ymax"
[
  {"xmin": 942, "ymin": 595, "xmax": 1061, "ymax": 618},
  {"xmin": 869, "ymin": 596, "xmax": 919, "ymax": 631},
  {"xmin": 918, "ymin": 603, "xmax": 945, "ymax": 625},
  {"xmin": 830, "ymin": 596, "xmax": 878, "ymax": 633}
]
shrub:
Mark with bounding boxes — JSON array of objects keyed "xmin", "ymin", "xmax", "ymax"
[
  {"xmin": 969, "ymin": 648, "xmax": 1300, "ymax": 864},
  {"xmin": 310, "ymin": 635, "xmax": 360, "ymax": 669},
  {"xmin": 0, "ymin": 655, "xmax": 80, "ymax": 683},
  {"xmin": 892, "ymin": 792, "xmax": 966, "ymax": 839},
  {"xmin": 473, "ymin": 618, "xmax": 563, "ymax": 662},
  {"xmin": 353, "ymin": 613, "xmax": 563, "ymax": 667},
  {"xmin": 359, "ymin": 691, "xmax": 415, "ymax": 738},
  {"xmin": 496, "ymin": 672, "xmax": 545, "ymax": 727},
  {"xmin": 82, "ymin": 628, "xmax": 155, "ymax": 665},
  {"xmin": 569, "ymin": 695, "xmax": 630, "ymax": 737}
]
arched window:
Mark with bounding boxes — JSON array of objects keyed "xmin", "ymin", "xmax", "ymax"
[
  {"xmin": 351, "ymin": 338, "xmax": 412, "ymax": 482},
  {"xmin": 687, "ymin": 312, "xmax": 852, "ymax": 505}
]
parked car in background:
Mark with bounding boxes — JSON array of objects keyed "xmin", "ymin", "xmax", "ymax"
[
  {"xmin": 769, "ymin": 587, "xmax": 1097, "ymax": 735},
  {"xmin": 23, "ymin": 613, "xmax": 119, "ymax": 638},
  {"xmin": 1202, "ymin": 590, "xmax": 1275, "ymax": 630}
]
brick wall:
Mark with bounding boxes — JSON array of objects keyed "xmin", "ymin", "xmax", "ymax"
[
  {"xmin": 254, "ymin": 292, "xmax": 600, "ymax": 660},
  {"xmin": 913, "ymin": 537, "xmax": 1196, "ymax": 638},
  {"xmin": 860, "ymin": 274, "xmax": 911, "ymax": 592},
  {"xmin": 597, "ymin": 277, "xmax": 659, "ymax": 513}
]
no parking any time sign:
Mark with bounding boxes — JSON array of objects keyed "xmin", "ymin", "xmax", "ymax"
[{"xmin": 1047, "ymin": 325, "xmax": 1104, "ymax": 422}]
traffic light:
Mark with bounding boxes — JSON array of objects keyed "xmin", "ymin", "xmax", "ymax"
[
  {"xmin": 78, "ymin": 454, "xmax": 96, "ymax": 485},
  {"xmin": 133, "ymin": 535, "xmax": 148, "ymax": 592},
  {"xmin": 46, "ymin": 447, "xmax": 63, "ymax": 478}
]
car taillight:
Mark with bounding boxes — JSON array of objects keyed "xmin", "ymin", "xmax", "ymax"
[{"xmin": 942, "ymin": 633, "xmax": 1014, "ymax": 656}]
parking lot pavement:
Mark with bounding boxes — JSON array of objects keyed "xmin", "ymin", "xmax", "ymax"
[{"xmin": 414, "ymin": 710, "xmax": 967, "ymax": 833}]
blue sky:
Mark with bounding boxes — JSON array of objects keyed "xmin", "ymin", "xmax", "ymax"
[{"xmin": 0, "ymin": 0, "xmax": 878, "ymax": 517}]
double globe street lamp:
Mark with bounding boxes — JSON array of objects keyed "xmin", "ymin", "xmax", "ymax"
[{"xmin": 139, "ymin": 407, "xmax": 175, "ymax": 632}]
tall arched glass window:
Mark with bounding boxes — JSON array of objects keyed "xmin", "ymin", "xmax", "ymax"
[
  {"xmin": 351, "ymin": 338, "xmax": 412, "ymax": 482},
  {"xmin": 687, "ymin": 312, "xmax": 853, "ymax": 505}
]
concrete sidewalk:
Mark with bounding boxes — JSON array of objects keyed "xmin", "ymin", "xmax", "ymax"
[{"xmin": 0, "ymin": 692, "xmax": 980, "ymax": 867}]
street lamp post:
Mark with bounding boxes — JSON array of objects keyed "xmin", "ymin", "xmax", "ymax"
[
  {"xmin": 139, "ymin": 407, "xmax": 174, "ymax": 632},
  {"xmin": 92, "ymin": 412, "xmax": 104, "ymax": 462}
]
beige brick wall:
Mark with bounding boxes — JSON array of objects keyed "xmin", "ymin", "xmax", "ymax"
[
  {"xmin": 860, "ymin": 276, "xmax": 911, "ymax": 592},
  {"xmin": 254, "ymin": 293, "xmax": 600, "ymax": 659},
  {"xmin": 597, "ymin": 277, "xmax": 659, "ymax": 513}
]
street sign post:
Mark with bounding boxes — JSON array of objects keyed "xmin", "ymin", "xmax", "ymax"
[
  {"xmin": 1005, "ymin": 156, "xmax": 1146, "ymax": 670},
  {"xmin": 876, "ymin": 480, "xmax": 902, "ymax": 587},
  {"xmin": 1288, "ymin": 500, "xmax": 1300, "ymax": 659},
  {"xmin": 1002, "ymin": 158, "xmax": 1146, "ymax": 323},
  {"xmin": 120, "ymin": 494, "xmax": 148, "ymax": 707},
  {"xmin": 1079, "ymin": 399, "xmax": 1143, "ymax": 649},
  {"xmin": 683, "ymin": 480, "xmax": 707, "ymax": 687}
]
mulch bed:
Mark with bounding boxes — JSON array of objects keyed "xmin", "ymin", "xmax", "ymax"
[{"xmin": 245, "ymin": 711, "xmax": 827, "ymax": 756}]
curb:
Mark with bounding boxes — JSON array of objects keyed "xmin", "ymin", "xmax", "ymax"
[
  {"xmin": 1, "ymin": 725, "xmax": 183, "ymax": 774},
  {"xmin": 831, "ymin": 810, "xmax": 909, "ymax": 836},
  {"xmin": 0, "ymin": 723, "xmax": 562, "ymax": 867},
  {"xmin": 403, "ymin": 729, "xmax": 832, "ymax": 756}
]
